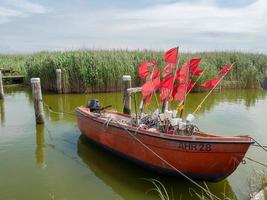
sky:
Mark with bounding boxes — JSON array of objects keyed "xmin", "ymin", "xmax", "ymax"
[{"xmin": 0, "ymin": 0, "xmax": 266, "ymax": 54}]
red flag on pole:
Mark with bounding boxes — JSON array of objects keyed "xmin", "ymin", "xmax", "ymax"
[
  {"xmin": 202, "ymin": 78, "xmax": 220, "ymax": 88},
  {"xmin": 164, "ymin": 47, "xmax": 178, "ymax": 64},
  {"xmin": 160, "ymin": 88, "xmax": 171, "ymax": 102},
  {"xmin": 146, "ymin": 68, "xmax": 160, "ymax": 81},
  {"xmin": 176, "ymin": 63, "xmax": 189, "ymax": 84},
  {"xmin": 138, "ymin": 60, "xmax": 157, "ymax": 78},
  {"xmin": 187, "ymin": 81, "xmax": 196, "ymax": 92},
  {"xmin": 143, "ymin": 93, "xmax": 153, "ymax": 106},
  {"xmin": 188, "ymin": 58, "xmax": 201, "ymax": 73},
  {"xmin": 173, "ymin": 83, "xmax": 187, "ymax": 101},
  {"xmin": 162, "ymin": 63, "xmax": 174, "ymax": 78},
  {"xmin": 141, "ymin": 76, "xmax": 160, "ymax": 97},
  {"xmin": 160, "ymin": 75, "xmax": 174, "ymax": 89},
  {"xmin": 218, "ymin": 64, "xmax": 234, "ymax": 75},
  {"xmin": 192, "ymin": 69, "xmax": 204, "ymax": 76}
]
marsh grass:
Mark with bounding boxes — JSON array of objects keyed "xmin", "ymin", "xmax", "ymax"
[
  {"xmin": 249, "ymin": 170, "xmax": 267, "ymax": 199},
  {"xmin": 146, "ymin": 178, "xmax": 235, "ymax": 200},
  {"xmin": 1, "ymin": 50, "xmax": 267, "ymax": 92}
]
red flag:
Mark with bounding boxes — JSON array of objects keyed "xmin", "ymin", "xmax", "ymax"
[
  {"xmin": 173, "ymin": 83, "xmax": 187, "ymax": 101},
  {"xmin": 144, "ymin": 93, "xmax": 153, "ymax": 106},
  {"xmin": 160, "ymin": 88, "xmax": 171, "ymax": 102},
  {"xmin": 187, "ymin": 81, "xmax": 196, "ymax": 92},
  {"xmin": 176, "ymin": 63, "xmax": 189, "ymax": 84},
  {"xmin": 138, "ymin": 60, "xmax": 157, "ymax": 78},
  {"xmin": 152, "ymin": 76, "xmax": 161, "ymax": 90},
  {"xmin": 218, "ymin": 64, "xmax": 234, "ymax": 75},
  {"xmin": 160, "ymin": 75, "xmax": 174, "ymax": 89},
  {"xmin": 202, "ymin": 78, "xmax": 220, "ymax": 88},
  {"xmin": 162, "ymin": 63, "xmax": 174, "ymax": 78},
  {"xmin": 146, "ymin": 68, "xmax": 160, "ymax": 81},
  {"xmin": 188, "ymin": 58, "xmax": 201, "ymax": 73},
  {"xmin": 192, "ymin": 69, "xmax": 204, "ymax": 76},
  {"xmin": 141, "ymin": 81, "xmax": 153, "ymax": 97},
  {"xmin": 141, "ymin": 76, "xmax": 160, "ymax": 97},
  {"xmin": 164, "ymin": 47, "xmax": 178, "ymax": 64}
]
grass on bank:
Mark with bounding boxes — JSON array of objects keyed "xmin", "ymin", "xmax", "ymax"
[{"xmin": 1, "ymin": 50, "xmax": 267, "ymax": 92}]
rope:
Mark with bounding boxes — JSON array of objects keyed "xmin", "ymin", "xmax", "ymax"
[
  {"xmin": 42, "ymin": 101, "xmax": 76, "ymax": 116},
  {"xmin": 251, "ymin": 137, "xmax": 267, "ymax": 152},
  {"xmin": 245, "ymin": 156, "xmax": 267, "ymax": 168},
  {"xmin": 112, "ymin": 119, "xmax": 221, "ymax": 200}
]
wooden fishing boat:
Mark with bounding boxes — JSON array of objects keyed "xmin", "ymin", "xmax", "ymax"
[{"xmin": 76, "ymin": 106, "xmax": 253, "ymax": 182}]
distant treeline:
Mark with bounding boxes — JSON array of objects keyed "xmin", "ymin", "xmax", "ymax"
[{"xmin": 0, "ymin": 50, "xmax": 266, "ymax": 92}]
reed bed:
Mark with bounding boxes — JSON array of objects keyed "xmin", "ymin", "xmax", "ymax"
[{"xmin": 0, "ymin": 50, "xmax": 266, "ymax": 92}]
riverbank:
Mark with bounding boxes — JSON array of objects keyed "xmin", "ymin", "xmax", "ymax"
[{"xmin": 0, "ymin": 50, "xmax": 266, "ymax": 93}]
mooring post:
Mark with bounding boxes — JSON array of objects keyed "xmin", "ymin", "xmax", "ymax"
[
  {"xmin": 122, "ymin": 75, "xmax": 131, "ymax": 114},
  {"xmin": 0, "ymin": 70, "xmax": 4, "ymax": 99},
  {"xmin": 56, "ymin": 69, "xmax": 62, "ymax": 94},
  {"xmin": 31, "ymin": 78, "xmax": 45, "ymax": 124}
]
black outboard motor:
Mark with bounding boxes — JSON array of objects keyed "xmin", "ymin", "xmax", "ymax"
[{"xmin": 87, "ymin": 99, "xmax": 101, "ymax": 112}]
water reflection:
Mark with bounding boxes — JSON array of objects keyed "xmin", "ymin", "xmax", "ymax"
[
  {"xmin": 0, "ymin": 99, "xmax": 5, "ymax": 125},
  {"xmin": 35, "ymin": 125, "xmax": 46, "ymax": 169},
  {"xmin": 77, "ymin": 135, "xmax": 236, "ymax": 200}
]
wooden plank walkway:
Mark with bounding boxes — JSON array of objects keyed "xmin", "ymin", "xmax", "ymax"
[{"xmin": 2, "ymin": 76, "xmax": 24, "ymax": 84}]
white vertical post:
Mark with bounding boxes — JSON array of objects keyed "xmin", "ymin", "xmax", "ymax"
[
  {"xmin": 56, "ymin": 69, "xmax": 62, "ymax": 94},
  {"xmin": 0, "ymin": 70, "xmax": 4, "ymax": 99},
  {"xmin": 122, "ymin": 75, "xmax": 131, "ymax": 114},
  {"xmin": 31, "ymin": 78, "xmax": 45, "ymax": 124}
]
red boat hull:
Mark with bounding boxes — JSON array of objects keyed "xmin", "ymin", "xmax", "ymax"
[{"xmin": 76, "ymin": 107, "xmax": 253, "ymax": 182}]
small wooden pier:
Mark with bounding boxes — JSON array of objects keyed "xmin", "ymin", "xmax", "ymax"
[{"xmin": 0, "ymin": 68, "xmax": 24, "ymax": 84}]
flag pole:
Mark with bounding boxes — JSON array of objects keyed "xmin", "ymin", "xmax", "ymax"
[
  {"xmin": 192, "ymin": 65, "xmax": 234, "ymax": 115},
  {"xmin": 179, "ymin": 65, "xmax": 189, "ymax": 118},
  {"xmin": 177, "ymin": 65, "xmax": 207, "ymax": 111},
  {"xmin": 162, "ymin": 46, "xmax": 180, "ymax": 112}
]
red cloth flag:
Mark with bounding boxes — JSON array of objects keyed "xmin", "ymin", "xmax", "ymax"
[
  {"xmin": 141, "ymin": 76, "xmax": 160, "ymax": 97},
  {"xmin": 164, "ymin": 47, "xmax": 178, "ymax": 64},
  {"xmin": 152, "ymin": 76, "xmax": 161, "ymax": 90},
  {"xmin": 173, "ymin": 83, "xmax": 187, "ymax": 101},
  {"xmin": 192, "ymin": 69, "xmax": 204, "ymax": 76},
  {"xmin": 187, "ymin": 81, "xmax": 196, "ymax": 92},
  {"xmin": 202, "ymin": 78, "xmax": 220, "ymax": 88},
  {"xmin": 176, "ymin": 63, "xmax": 189, "ymax": 84},
  {"xmin": 162, "ymin": 63, "xmax": 174, "ymax": 78},
  {"xmin": 188, "ymin": 58, "xmax": 201, "ymax": 73},
  {"xmin": 143, "ymin": 93, "xmax": 153, "ymax": 106},
  {"xmin": 146, "ymin": 68, "xmax": 160, "ymax": 81},
  {"xmin": 160, "ymin": 75, "xmax": 174, "ymax": 89},
  {"xmin": 218, "ymin": 64, "xmax": 234, "ymax": 75},
  {"xmin": 138, "ymin": 60, "xmax": 157, "ymax": 78},
  {"xmin": 160, "ymin": 88, "xmax": 171, "ymax": 102},
  {"xmin": 141, "ymin": 81, "xmax": 153, "ymax": 97}
]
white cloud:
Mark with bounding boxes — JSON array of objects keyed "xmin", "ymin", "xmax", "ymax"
[
  {"xmin": 0, "ymin": 0, "xmax": 267, "ymax": 53},
  {"xmin": 115, "ymin": 0, "xmax": 267, "ymax": 35},
  {"xmin": 0, "ymin": 0, "xmax": 49, "ymax": 24}
]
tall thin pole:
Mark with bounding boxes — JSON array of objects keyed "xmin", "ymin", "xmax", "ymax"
[
  {"xmin": 122, "ymin": 75, "xmax": 131, "ymax": 114},
  {"xmin": 56, "ymin": 69, "xmax": 62, "ymax": 94},
  {"xmin": 162, "ymin": 46, "xmax": 180, "ymax": 112},
  {"xmin": 192, "ymin": 65, "xmax": 234, "ymax": 114},
  {"xmin": 0, "ymin": 70, "xmax": 4, "ymax": 99},
  {"xmin": 31, "ymin": 78, "xmax": 45, "ymax": 124}
]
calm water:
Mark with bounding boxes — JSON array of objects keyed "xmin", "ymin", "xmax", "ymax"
[{"xmin": 0, "ymin": 87, "xmax": 267, "ymax": 200}]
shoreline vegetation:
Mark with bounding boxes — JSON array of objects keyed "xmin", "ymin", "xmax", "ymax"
[{"xmin": 0, "ymin": 50, "xmax": 267, "ymax": 93}]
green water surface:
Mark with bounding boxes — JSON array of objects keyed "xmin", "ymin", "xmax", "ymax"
[{"xmin": 0, "ymin": 87, "xmax": 267, "ymax": 200}]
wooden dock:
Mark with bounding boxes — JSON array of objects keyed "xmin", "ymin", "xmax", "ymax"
[
  {"xmin": 0, "ymin": 68, "xmax": 24, "ymax": 84},
  {"xmin": 2, "ymin": 76, "xmax": 24, "ymax": 84}
]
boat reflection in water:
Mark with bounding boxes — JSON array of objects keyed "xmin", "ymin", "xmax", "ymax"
[{"xmin": 77, "ymin": 135, "xmax": 236, "ymax": 200}]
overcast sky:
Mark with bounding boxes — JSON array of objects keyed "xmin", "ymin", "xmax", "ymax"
[{"xmin": 0, "ymin": 0, "xmax": 266, "ymax": 54}]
